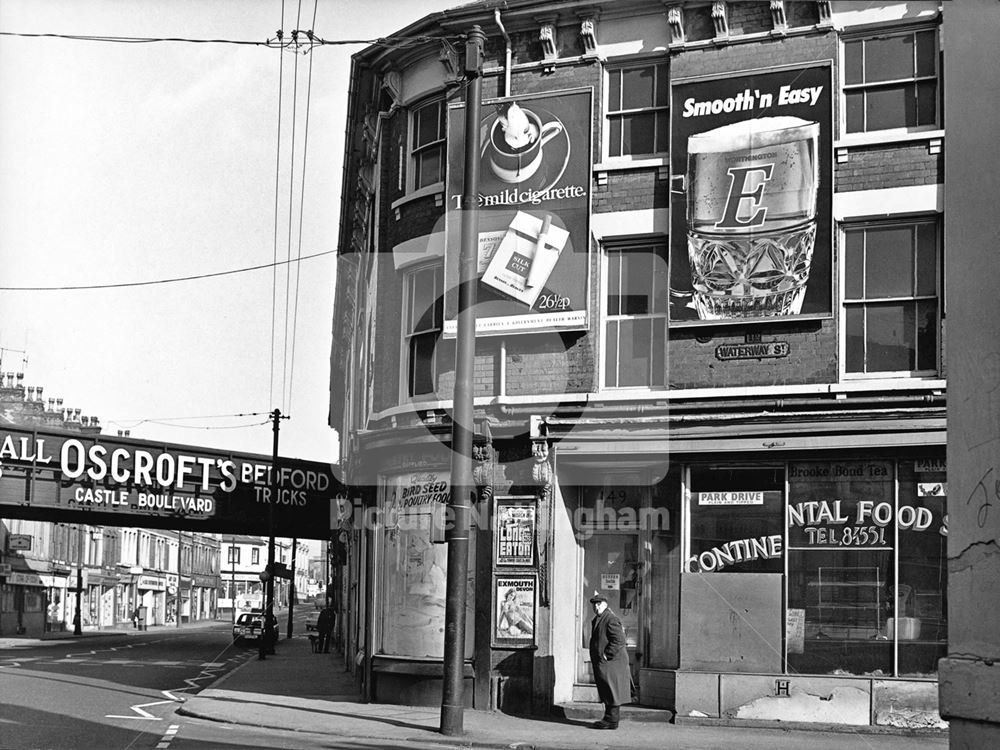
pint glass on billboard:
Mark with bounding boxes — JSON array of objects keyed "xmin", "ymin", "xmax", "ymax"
[{"xmin": 686, "ymin": 116, "xmax": 819, "ymax": 319}]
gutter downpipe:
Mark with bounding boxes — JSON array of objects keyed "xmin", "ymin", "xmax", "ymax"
[{"xmin": 495, "ymin": 9, "xmax": 511, "ymax": 97}]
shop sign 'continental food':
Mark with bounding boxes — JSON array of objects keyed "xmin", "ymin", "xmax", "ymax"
[{"xmin": 0, "ymin": 426, "xmax": 342, "ymax": 538}]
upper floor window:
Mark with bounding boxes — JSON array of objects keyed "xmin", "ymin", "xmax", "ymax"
[
  {"xmin": 843, "ymin": 217, "xmax": 940, "ymax": 377},
  {"xmin": 604, "ymin": 241, "xmax": 668, "ymax": 388},
  {"xmin": 843, "ymin": 27, "xmax": 938, "ymax": 134},
  {"xmin": 251, "ymin": 548, "xmax": 260, "ymax": 566},
  {"xmin": 403, "ymin": 264, "xmax": 443, "ymax": 398},
  {"xmin": 410, "ymin": 98, "xmax": 446, "ymax": 190},
  {"xmin": 606, "ymin": 61, "xmax": 669, "ymax": 159},
  {"xmin": 227, "ymin": 546, "xmax": 240, "ymax": 564}
]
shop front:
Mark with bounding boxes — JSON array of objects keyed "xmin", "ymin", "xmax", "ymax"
[
  {"xmin": 551, "ymin": 448, "xmax": 947, "ymax": 728},
  {"xmin": 137, "ymin": 574, "xmax": 166, "ymax": 626},
  {"xmin": 0, "ymin": 570, "xmax": 57, "ymax": 636}
]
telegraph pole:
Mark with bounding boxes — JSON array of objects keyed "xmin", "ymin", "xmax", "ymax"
[
  {"xmin": 286, "ymin": 537, "xmax": 297, "ymax": 639},
  {"xmin": 259, "ymin": 408, "xmax": 286, "ymax": 660},
  {"xmin": 73, "ymin": 525, "xmax": 83, "ymax": 636},
  {"xmin": 440, "ymin": 25, "xmax": 484, "ymax": 737}
]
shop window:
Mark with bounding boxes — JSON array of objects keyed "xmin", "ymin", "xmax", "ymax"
[
  {"xmin": 377, "ymin": 471, "xmax": 474, "ymax": 659},
  {"xmin": 409, "ymin": 97, "xmax": 446, "ymax": 191},
  {"xmin": 786, "ymin": 463, "xmax": 892, "ymax": 675},
  {"xmin": 403, "ymin": 263, "xmax": 443, "ymax": 398},
  {"xmin": 603, "ymin": 242, "xmax": 668, "ymax": 388},
  {"xmin": 896, "ymin": 460, "xmax": 948, "ymax": 676},
  {"xmin": 606, "ymin": 61, "xmax": 669, "ymax": 159},
  {"xmin": 687, "ymin": 466, "xmax": 784, "ymax": 574},
  {"xmin": 843, "ymin": 27, "xmax": 939, "ymax": 134},
  {"xmin": 843, "ymin": 218, "xmax": 940, "ymax": 377}
]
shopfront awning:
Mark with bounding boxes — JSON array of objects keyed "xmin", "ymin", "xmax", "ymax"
[{"xmin": 551, "ymin": 415, "xmax": 945, "ymax": 462}]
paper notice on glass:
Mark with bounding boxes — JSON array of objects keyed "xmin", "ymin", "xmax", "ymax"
[
  {"xmin": 601, "ymin": 573, "xmax": 620, "ymax": 591},
  {"xmin": 481, "ymin": 211, "xmax": 569, "ymax": 308},
  {"xmin": 786, "ymin": 608, "xmax": 805, "ymax": 654}
]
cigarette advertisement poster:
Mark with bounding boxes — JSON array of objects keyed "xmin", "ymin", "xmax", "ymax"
[
  {"xmin": 445, "ymin": 88, "xmax": 592, "ymax": 335},
  {"xmin": 669, "ymin": 64, "xmax": 833, "ymax": 326},
  {"xmin": 494, "ymin": 497, "xmax": 536, "ymax": 566},
  {"xmin": 494, "ymin": 574, "xmax": 536, "ymax": 646}
]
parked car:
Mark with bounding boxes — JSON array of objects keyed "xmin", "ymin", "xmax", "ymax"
[{"xmin": 232, "ymin": 611, "xmax": 280, "ymax": 644}]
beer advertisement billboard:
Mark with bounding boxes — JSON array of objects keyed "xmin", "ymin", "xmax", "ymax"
[
  {"xmin": 444, "ymin": 88, "xmax": 592, "ymax": 335},
  {"xmin": 669, "ymin": 64, "xmax": 833, "ymax": 326}
]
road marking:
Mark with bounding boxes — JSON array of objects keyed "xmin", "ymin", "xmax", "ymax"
[
  {"xmin": 106, "ymin": 699, "xmax": 174, "ymax": 720},
  {"xmin": 155, "ymin": 723, "xmax": 181, "ymax": 749}
]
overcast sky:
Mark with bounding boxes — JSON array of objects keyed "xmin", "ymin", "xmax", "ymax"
[{"xmin": 0, "ymin": 0, "xmax": 455, "ymax": 465}]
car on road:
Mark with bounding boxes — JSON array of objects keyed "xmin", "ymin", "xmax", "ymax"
[{"xmin": 232, "ymin": 611, "xmax": 280, "ymax": 644}]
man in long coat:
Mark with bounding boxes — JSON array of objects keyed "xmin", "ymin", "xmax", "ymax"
[{"xmin": 588, "ymin": 592, "xmax": 632, "ymax": 729}]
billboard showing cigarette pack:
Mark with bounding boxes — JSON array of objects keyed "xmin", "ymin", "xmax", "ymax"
[
  {"xmin": 445, "ymin": 88, "xmax": 593, "ymax": 335},
  {"xmin": 669, "ymin": 64, "xmax": 833, "ymax": 326}
]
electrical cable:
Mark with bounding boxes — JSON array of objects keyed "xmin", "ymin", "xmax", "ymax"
[
  {"xmin": 0, "ymin": 30, "xmax": 454, "ymax": 49},
  {"xmin": 0, "ymin": 250, "xmax": 334, "ymax": 291},
  {"xmin": 287, "ymin": 0, "xmax": 320, "ymax": 417}
]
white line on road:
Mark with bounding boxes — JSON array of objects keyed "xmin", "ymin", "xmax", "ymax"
[{"xmin": 105, "ymin": 699, "xmax": 174, "ymax": 720}]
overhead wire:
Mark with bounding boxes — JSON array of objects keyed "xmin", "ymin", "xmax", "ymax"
[
  {"xmin": 0, "ymin": 30, "xmax": 456, "ymax": 50},
  {"xmin": 288, "ymin": 0, "xmax": 321, "ymax": 417},
  {"xmin": 0, "ymin": 250, "xmax": 334, "ymax": 291},
  {"xmin": 282, "ymin": 0, "xmax": 306, "ymax": 415}
]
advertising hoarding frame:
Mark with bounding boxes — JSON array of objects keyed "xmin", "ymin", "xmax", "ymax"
[
  {"xmin": 668, "ymin": 61, "xmax": 834, "ymax": 328},
  {"xmin": 443, "ymin": 87, "xmax": 594, "ymax": 337}
]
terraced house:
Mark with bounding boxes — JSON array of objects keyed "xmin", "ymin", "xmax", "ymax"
[{"xmin": 329, "ymin": 0, "xmax": 960, "ymax": 730}]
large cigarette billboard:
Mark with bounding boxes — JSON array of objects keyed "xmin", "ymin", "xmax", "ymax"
[
  {"xmin": 669, "ymin": 63, "xmax": 833, "ymax": 326},
  {"xmin": 444, "ymin": 88, "xmax": 592, "ymax": 335}
]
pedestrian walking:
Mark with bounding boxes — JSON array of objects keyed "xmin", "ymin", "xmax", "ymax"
[
  {"xmin": 317, "ymin": 606, "xmax": 334, "ymax": 653},
  {"xmin": 588, "ymin": 592, "xmax": 631, "ymax": 730}
]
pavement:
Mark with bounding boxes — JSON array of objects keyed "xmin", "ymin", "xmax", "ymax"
[{"xmin": 175, "ymin": 633, "xmax": 951, "ymax": 750}]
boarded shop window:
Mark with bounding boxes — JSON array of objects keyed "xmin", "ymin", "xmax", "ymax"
[
  {"xmin": 376, "ymin": 472, "xmax": 474, "ymax": 659},
  {"xmin": 603, "ymin": 242, "xmax": 668, "ymax": 388},
  {"xmin": 843, "ymin": 218, "xmax": 940, "ymax": 377},
  {"xmin": 403, "ymin": 264, "xmax": 443, "ymax": 397},
  {"xmin": 686, "ymin": 466, "xmax": 784, "ymax": 574},
  {"xmin": 410, "ymin": 97, "xmax": 446, "ymax": 190},
  {"xmin": 606, "ymin": 62, "xmax": 669, "ymax": 158},
  {"xmin": 843, "ymin": 28, "xmax": 939, "ymax": 133}
]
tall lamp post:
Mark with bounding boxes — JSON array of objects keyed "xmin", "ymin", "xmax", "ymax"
[
  {"xmin": 440, "ymin": 25, "xmax": 484, "ymax": 737},
  {"xmin": 73, "ymin": 524, "xmax": 84, "ymax": 636}
]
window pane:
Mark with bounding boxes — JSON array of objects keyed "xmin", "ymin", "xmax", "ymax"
[
  {"xmin": 864, "ymin": 34, "xmax": 914, "ymax": 83},
  {"xmin": 415, "ymin": 147, "xmax": 442, "ymax": 189},
  {"xmin": 866, "ymin": 225, "xmax": 914, "ymax": 298},
  {"xmin": 867, "ymin": 302, "xmax": 915, "ymax": 372},
  {"xmin": 916, "ymin": 299, "xmax": 938, "ymax": 372},
  {"xmin": 622, "ymin": 66, "xmax": 655, "ymax": 110},
  {"xmin": 787, "ymin": 549, "xmax": 894, "ymax": 675},
  {"xmin": 608, "ymin": 69, "xmax": 622, "ymax": 112},
  {"xmin": 652, "ymin": 246, "xmax": 670, "ymax": 314},
  {"xmin": 915, "ymin": 30, "xmax": 936, "ymax": 77},
  {"xmin": 622, "ymin": 112, "xmax": 655, "ymax": 156},
  {"xmin": 609, "ymin": 117, "xmax": 622, "ymax": 158},
  {"xmin": 844, "ymin": 231, "xmax": 865, "ymax": 299},
  {"xmin": 651, "ymin": 318, "xmax": 665, "ymax": 386},
  {"xmin": 689, "ymin": 466, "xmax": 784, "ymax": 574},
  {"xmin": 916, "ymin": 80, "xmax": 937, "ymax": 126},
  {"xmin": 845, "ymin": 91, "xmax": 865, "ymax": 133},
  {"xmin": 655, "ymin": 111, "xmax": 669, "ymax": 155},
  {"xmin": 410, "ymin": 267, "xmax": 438, "ymax": 333},
  {"xmin": 605, "ymin": 321, "xmax": 620, "ymax": 387},
  {"xmin": 896, "ymin": 460, "xmax": 947, "ymax": 675},
  {"xmin": 618, "ymin": 317, "xmax": 652, "ymax": 387},
  {"xmin": 845, "ymin": 306, "xmax": 865, "ymax": 372},
  {"xmin": 844, "ymin": 40, "xmax": 864, "ymax": 85},
  {"xmin": 606, "ymin": 252, "xmax": 623, "ymax": 314},
  {"xmin": 866, "ymin": 84, "xmax": 912, "ymax": 130},
  {"xmin": 415, "ymin": 102, "xmax": 441, "ymax": 148},
  {"xmin": 622, "ymin": 252, "xmax": 653, "ymax": 315},
  {"xmin": 655, "ymin": 64, "xmax": 669, "ymax": 107},
  {"xmin": 915, "ymin": 222, "xmax": 937, "ymax": 296},
  {"xmin": 409, "ymin": 334, "xmax": 436, "ymax": 396}
]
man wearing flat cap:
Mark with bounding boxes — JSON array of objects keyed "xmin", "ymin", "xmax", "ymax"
[{"xmin": 588, "ymin": 592, "xmax": 631, "ymax": 729}]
